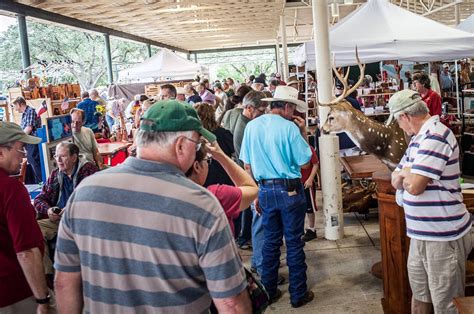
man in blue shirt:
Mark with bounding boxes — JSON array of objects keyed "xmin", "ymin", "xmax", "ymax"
[
  {"xmin": 77, "ymin": 91, "xmax": 99, "ymax": 132},
  {"xmin": 240, "ymin": 86, "xmax": 314, "ymax": 308}
]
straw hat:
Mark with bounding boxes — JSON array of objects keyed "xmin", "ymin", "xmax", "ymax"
[{"xmin": 261, "ymin": 86, "xmax": 308, "ymax": 112}]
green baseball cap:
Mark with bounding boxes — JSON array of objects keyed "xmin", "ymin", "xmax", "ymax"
[
  {"xmin": 386, "ymin": 90, "xmax": 425, "ymax": 125},
  {"xmin": 140, "ymin": 100, "xmax": 216, "ymax": 142},
  {"xmin": 0, "ymin": 122, "xmax": 41, "ymax": 145}
]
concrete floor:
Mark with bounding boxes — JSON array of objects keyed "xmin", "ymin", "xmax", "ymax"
[{"xmin": 239, "ymin": 202, "xmax": 384, "ymax": 314}]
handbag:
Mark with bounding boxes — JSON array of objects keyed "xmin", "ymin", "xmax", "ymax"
[{"xmin": 244, "ymin": 266, "xmax": 269, "ymax": 313}]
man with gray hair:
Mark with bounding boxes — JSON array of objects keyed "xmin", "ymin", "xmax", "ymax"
[
  {"xmin": 54, "ymin": 100, "xmax": 251, "ymax": 313},
  {"xmin": 390, "ymin": 89, "xmax": 472, "ymax": 314},
  {"xmin": 89, "ymin": 88, "xmax": 107, "ymax": 110},
  {"xmin": 222, "ymin": 91, "xmax": 268, "ymax": 252}
]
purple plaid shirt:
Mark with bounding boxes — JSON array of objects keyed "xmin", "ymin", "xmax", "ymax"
[{"xmin": 34, "ymin": 161, "xmax": 98, "ymax": 218}]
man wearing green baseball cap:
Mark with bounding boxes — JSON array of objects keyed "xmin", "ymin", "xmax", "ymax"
[
  {"xmin": 389, "ymin": 90, "xmax": 472, "ymax": 313},
  {"xmin": 54, "ymin": 100, "xmax": 251, "ymax": 313},
  {"xmin": 0, "ymin": 122, "xmax": 51, "ymax": 313}
]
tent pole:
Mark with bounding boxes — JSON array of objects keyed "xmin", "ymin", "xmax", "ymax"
[
  {"xmin": 455, "ymin": 60, "xmax": 460, "ymax": 116},
  {"xmin": 280, "ymin": 15, "xmax": 289, "ymax": 82},
  {"xmin": 275, "ymin": 40, "xmax": 281, "ymax": 75},
  {"xmin": 312, "ymin": 0, "xmax": 344, "ymax": 240}
]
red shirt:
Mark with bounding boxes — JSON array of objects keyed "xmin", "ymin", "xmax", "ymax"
[
  {"xmin": 301, "ymin": 146, "xmax": 319, "ymax": 183},
  {"xmin": 207, "ymin": 184, "xmax": 242, "ymax": 234},
  {"xmin": 0, "ymin": 168, "xmax": 44, "ymax": 307},
  {"xmin": 422, "ymin": 89, "xmax": 442, "ymax": 117}
]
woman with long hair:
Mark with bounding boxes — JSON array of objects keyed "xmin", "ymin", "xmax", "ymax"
[{"xmin": 194, "ymin": 103, "xmax": 235, "ymax": 188}]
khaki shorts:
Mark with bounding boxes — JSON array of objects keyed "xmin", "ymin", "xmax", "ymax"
[{"xmin": 407, "ymin": 232, "xmax": 473, "ymax": 314}]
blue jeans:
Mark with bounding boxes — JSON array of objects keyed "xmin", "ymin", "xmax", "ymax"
[
  {"xmin": 235, "ymin": 207, "xmax": 252, "ymax": 245},
  {"xmin": 251, "ymin": 203, "xmax": 264, "ymax": 275},
  {"xmin": 259, "ymin": 181, "xmax": 307, "ymax": 303},
  {"xmin": 106, "ymin": 114, "xmax": 115, "ymax": 129}
]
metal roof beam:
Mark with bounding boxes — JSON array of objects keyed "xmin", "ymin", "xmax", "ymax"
[
  {"xmin": 190, "ymin": 43, "xmax": 301, "ymax": 54},
  {"xmin": 0, "ymin": 0, "xmax": 189, "ymax": 53}
]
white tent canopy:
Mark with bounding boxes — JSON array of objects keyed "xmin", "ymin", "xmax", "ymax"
[
  {"xmin": 457, "ymin": 14, "xmax": 474, "ymax": 33},
  {"xmin": 293, "ymin": 0, "xmax": 474, "ymax": 69},
  {"xmin": 118, "ymin": 48, "xmax": 208, "ymax": 82}
]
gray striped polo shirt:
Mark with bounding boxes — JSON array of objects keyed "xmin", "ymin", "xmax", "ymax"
[{"xmin": 54, "ymin": 157, "xmax": 246, "ymax": 313}]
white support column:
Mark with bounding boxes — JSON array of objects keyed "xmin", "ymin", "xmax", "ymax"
[
  {"xmin": 312, "ymin": 0, "xmax": 344, "ymax": 240},
  {"xmin": 275, "ymin": 40, "xmax": 281, "ymax": 75},
  {"xmin": 280, "ymin": 14, "xmax": 289, "ymax": 82}
]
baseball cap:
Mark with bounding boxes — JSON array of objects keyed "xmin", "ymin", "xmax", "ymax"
[
  {"xmin": 140, "ymin": 100, "xmax": 216, "ymax": 142},
  {"xmin": 0, "ymin": 122, "xmax": 41, "ymax": 145},
  {"xmin": 385, "ymin": 90, "xmax": 424, "ymax": 125}
]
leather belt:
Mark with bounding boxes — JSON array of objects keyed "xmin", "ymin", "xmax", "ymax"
[{"xmin": 259, "ymin": 178, "xmax": 300, "ymax": 186}]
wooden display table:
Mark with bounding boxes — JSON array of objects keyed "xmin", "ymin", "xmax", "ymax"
[
  {"xmin": 340, "ymin": 154, "xmax": 389, "ymax": 179},
  {"xmin": 453, "ymin": 296, "xmax": 474, "ymax": 314},
  {"xmin": 98, "ymin": 142, "xmax": 131, "ymax": 166}
]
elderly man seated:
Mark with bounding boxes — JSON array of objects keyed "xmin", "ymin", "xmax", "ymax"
[
  {"xmin": 70, "ymin": 108, "xmax": 104, "ymax": 169},
  {"xmin": 34, "ymin": 142, "xmax": 98, "ymax": 276}
]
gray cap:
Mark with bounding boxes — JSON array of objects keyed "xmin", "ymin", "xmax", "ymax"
[
  {"xmin": 386, "ymin": 90, "xmax": 424, "ymax": 125},
  {"xmin": 0, "ymin": 122, "xmax": 41, "ymax": 145}
]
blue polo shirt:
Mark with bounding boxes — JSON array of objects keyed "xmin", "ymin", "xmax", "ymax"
[
  {"xmin": 57, "ymin": 164, "xmax": 78, "ymax": 209},
  {"xmin": 77, "ymin": 98, "xmax": 99, "ymax": 131},
  {"xmin": 239, "ymin": 114, "xmax": 311, "ymax": 181}
]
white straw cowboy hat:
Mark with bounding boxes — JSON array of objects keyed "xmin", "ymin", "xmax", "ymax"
[{"xmin": 262, "ymin": 85, "xmax": 308, "ymax": 113}]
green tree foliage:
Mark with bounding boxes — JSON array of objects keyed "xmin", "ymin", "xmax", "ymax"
[{"xmin": 0, "ymin": 20, "xmax": 155, "ymax": 91}]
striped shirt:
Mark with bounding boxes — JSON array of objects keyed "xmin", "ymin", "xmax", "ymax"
[
  {"xmin": 54, "ymin": 157, "xmax": 246, "ymax": 313},
  {"xmin": 396, "ymin": 116, "xmax": 472, "ymax": 241}
]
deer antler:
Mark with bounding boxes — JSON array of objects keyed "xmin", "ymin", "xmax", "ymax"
[
  {"xmin": 345, "ymin": 47, "xmax": 365, "ymax": 97},
  {"xmin": 319, "ymin": 57, "xmax": 350, "ymax": 106},
  {"xmin": 318, "ymin": 47, "xmax": 365, "ymax": 106}
]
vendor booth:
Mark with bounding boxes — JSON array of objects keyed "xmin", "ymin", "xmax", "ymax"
[
  {"xmin": 109, "ymin": 48, "xmax": 208, "ymax": 99},
  {"xmin": 293, "ymin": 0, "xmax": 474, "ymax": 68}
]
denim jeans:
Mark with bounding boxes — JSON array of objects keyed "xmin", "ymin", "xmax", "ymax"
[
  {"xmin": 106, "ymin": 114, "xmax": 115, "ymax": 129},
  {"xmin": 25, "ymin": 143, "xmax": 42, "ymax": 183},
  {"xmin": 259, "ymin": 181, "xmax": 307, "ymax": 303},
  {"xmin": 251, "ymin": 203, "xmax": 264, "ymax": 275},
  {"xmin": 235, "ymin": 207, "xmax": 252, "ymax": 245}
]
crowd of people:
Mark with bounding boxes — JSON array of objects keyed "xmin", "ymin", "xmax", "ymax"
[{"xmin": 1, "ymin": 68, "xmax": 472, "ymax": 314}]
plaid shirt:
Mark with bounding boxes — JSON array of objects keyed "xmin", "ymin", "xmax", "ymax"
[
  {"xmin": 34, "ymin": 160, "xmax": 98, "ymax": 218},
  {"xmin": 21, "ymin": 105, "xmax": 39, "ymax": 135}
]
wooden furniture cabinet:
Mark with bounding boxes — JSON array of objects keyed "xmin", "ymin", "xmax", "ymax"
[{"xmin": 374, "ymin": 171, "xmax": 412, "ymax": 313}]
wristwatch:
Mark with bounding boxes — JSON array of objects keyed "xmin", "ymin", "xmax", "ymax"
[{"xmin": 35, "ymin": 293, "xmax": 51, "ymax": 304}]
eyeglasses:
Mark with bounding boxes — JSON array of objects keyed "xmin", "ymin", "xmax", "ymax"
[
  {"xmin": 183, "ymin": 136, "xmax": 202, "ymax": 152},
  {"xmin": 203, "ymin": 157, "xmax": 212, "ymax": 165},
  {"xmin": 0, "ymin": 145, "xmax": 27, "ymax": 156},
  {"xmin": 53, "ymin": 154, "xmax": 69, "ymax": 159}
]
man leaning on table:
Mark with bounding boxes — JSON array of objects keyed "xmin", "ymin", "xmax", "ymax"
[{"xmin": 390, "ymin": 89, "xmax": 472, "ymax": 314}]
